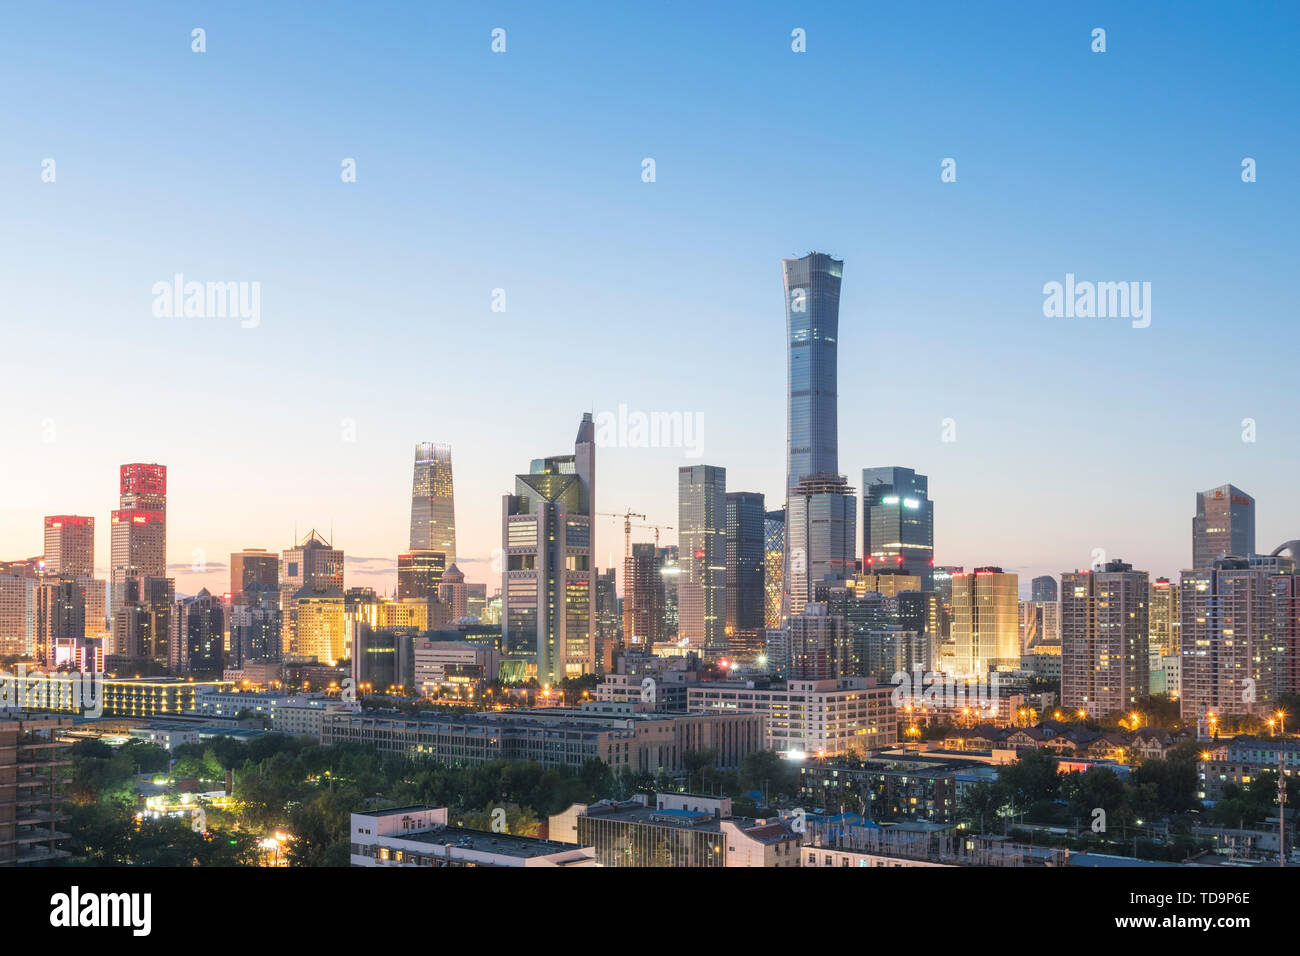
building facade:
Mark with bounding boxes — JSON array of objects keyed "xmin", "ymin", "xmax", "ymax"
[
  {"xmin": 678, "ymin": 465, "xmax": 726, "ymax": 657},
  {"xmin": 1061, "ymin": 562, "xmax": 1150, "ymax": 718},
  {"xmin": 1180, "ymin": 559, "xmax": 1274, "ymax": 722},
  {"xmin": 1192, "ymin": 484, "xmax": 1255, "ymax": 571},
  {"xmin": 725, "ymin": 491, "xmax": 766, "ymax": 656},
  {"xmin": 109, "ymin": 463, "xmax": 167, "ymax": 653},
  {"xmin": 861, "ymin": 467, "xmax": 934, "ymax": 589},
  {"xmin": 501, "ymin": 413, "xmax": 597, "ymax": 683},
  {"xmin": 410, "ymin": 442, "xmax": 456, "ymax": 566},
  {"xmin": 43, "ymin": 516, "xmax": 94, "ymax": 578},
  {"xmin": 950, "ymin": 568, "xmax": 1020, "ymax": 677}
]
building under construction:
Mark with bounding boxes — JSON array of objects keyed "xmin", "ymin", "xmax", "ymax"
[{"xmin": 0, "ymin": 714, "xmax": 73, "ymax": 866}]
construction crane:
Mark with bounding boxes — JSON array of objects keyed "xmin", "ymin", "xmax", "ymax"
[
  {"xmin": 597, "ymin": 511, "xmax": 646, "ymax": 562},
  {"xmin": 629, "ymin": 522, "xmax": 674, "ymax": 549}
]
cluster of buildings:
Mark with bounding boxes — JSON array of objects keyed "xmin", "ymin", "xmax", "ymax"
[
  {"xmin": 3, "ymin": 251, "xmax": 1298, "ymax": 785},
  {"xmin": 0, "ymin": 449, "xmax": 489, "ymax": 690}
]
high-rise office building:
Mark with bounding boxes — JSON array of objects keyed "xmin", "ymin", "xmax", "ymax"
[
  {"xmin": 1019, "ymin": 599, "xmax": 1060, "ymax": 652},
  {"xmin": 281, "ymin": 530, "xmax": 345, "ymax": 662},
  {"xmin": 783, "ymin": 252, "xmax": 853, "ymax": 620},
  {"xmin": 658, "ymin": 545, "xmax": 680, "ymax": 640},
  {"xmin": 1192, "ymin": 484, "xmax": 1255, "ymax": 570},
  {"xmin": 950, "ymin": 568, "xmax": 1019, "ymax": 676},
  {"xmin": 783, "ymin": 252, "xmax": 842, "ymax": 497},
  {"xmin": 861, "ymin": 467, "xmax": 934, "ymax": 589},
  {"xmin": 678, "ymin": 465, "xmax": 726, "ymax": 656},
  {"xmin": 786, "ymin": 474, "xmax": 856, "ymax": 615},
  {"xmin": 1179, "ymin": 558, "xmax": 1274, "ymax": 722},
  {"xmin": 725, "ymin": 492, "xmax": 766, "ymax": 642},
  {"xmin": 31, "ymin": 577, "xmax": 86, "ymax": 666},
  {"xmin": 230, "ymin": 549, "xmax": 279, "ymax": 604},
  {"xmin": 466, "ymin": 582, "xmax": 487, "ymax": 622},
  {"xmin": 786, "ymin": 603, "xmax": 852, "ymax": 680},
  {"xmin": 410, "ymin": 443, "xmax": 456, "ymax": 566},
  {"xmin": 397, "ymin": 549, "xmax": 446, "ymax": 601},
  {"xmin": 170, "ymin": 589, "xmax": 226, "ymax": 674},
  {"xmin": 1061, "ymin": 561, "xmax": 1150, "ymax": 718},
  {"xmin": 43, "ymin": 516, "xmax": 94, "ymax": 578},
  {"xmin": 41, "ymin": 518, "xmax": 105, "ymax": 642},
  {"xmin": 764, "ymin": 509, "xmax": 785, "ymax": 629},
  {"xmin": 109, "ymin": 463, "xmax": 167, "ymax": 651},
  {"xmin": 1031, "ymin": 575, "xmax": 1058, "ymax": 603},
  {"xmin": 594, "ymin": 568, "xmax": 620, "ymax": 675},
  {"xmin": 501, "ymin": 413, "xmax": 596, "ymax": 684},
  {"xmin": 229, "ymin": 583, "xmax": 281, "ymax": 664},
  {"xmin": 933, "ymin": 565, "xmax": 962, "ymax": 646},
  {"xmin": 0, "ymin": 573, "xmax": 32, "ymax": 657},
  {"xmin": 1149, "ymin": 577, "xmax": 1180, "ymax": 657},
  {"xmin": 111, "ymin": 575, "xmax": 174, "ymax": 666},
  {"xmin": 623, "ymin": 542, "xmax": 664, "ymax": 649}
]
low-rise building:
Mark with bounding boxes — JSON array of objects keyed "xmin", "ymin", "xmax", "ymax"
[
  {"xmin": 127, "ymin": 724, "xmax": 201, "ymax": 751},
  {"xmin": 350, "ymin": 806, "xmax": 595, "ymax": 867},
  {"xmin": 1198, "ymin": 736, "xmax": 1300, "ymax": 803},
  {"xmin": 321, "ymin": 704, "xmax": 763, "ymax": 773},
  {"xmin": 549, "ymin": 793, "xmax": 800, "ymax": 867},
  {"xmin": 412, "ymin": 640, "xmax": 499, "ymax": 696},
  {"xmin": 687, "ymin": 676, "xmax": 896, "ymax": 756}
]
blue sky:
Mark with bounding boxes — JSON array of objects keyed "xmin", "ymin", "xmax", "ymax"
[{"xmin": 1, "ymin": 0, "xmax": 1297, "ymax": 597}]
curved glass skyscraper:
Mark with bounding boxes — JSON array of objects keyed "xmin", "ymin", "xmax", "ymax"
[
  {"xmin": 783, "ymin": 253, "xmax": 855, "ymax": 616},
  {"xmin": 784, "ymin": 253, "xmax": 843, "ymax": 486}
]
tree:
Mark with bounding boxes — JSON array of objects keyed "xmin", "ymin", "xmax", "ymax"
[{"xmin": 998, "ymin": 748, "xmax": 1060, "ymax": 815}]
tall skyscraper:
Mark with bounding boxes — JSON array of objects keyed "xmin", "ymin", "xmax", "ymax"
[
  {"xmin": 109, "ymin": 463, "xmax": 167, "ymax": 651},
  {"xmin": 230, "ymin": 548, "xmax": 279, "ymax": 604},
  {"xmin": 1192, "ymin": 484, "xmax": 1255, "ymax": 570},
  {"xmin": 170, "ymin": 589, "xmax": 226, "ymax": 674},
  {"xmin": 1061, "ymin": 561, "xmax": 1150, "ymax": 718},
  {"xmin": 784, "ymin": 252, "xmax": 842, "ymax": 493},
  {"xmin": 783, "ymin": 252, "xmax": 854, "ymax": 617},
  {"xmin": 786, "ymin": 474, "xmax": 856, "ymax": 616},
  {"xmin": 725, "ymin": 492, "xmax": 766, "ymax": 651},
  {"xmin": 1031, "ymin": 575, "xmax": 1058, "ymax": 603},
  {"xmin": 32, "ymin": 577, "xmax": 87, "ymax": 666},
  {"xmin": 43, "ymin": 516, "xmax": 94, "ymax": 578},
  {"xmin": 861, "ymin": 467, "xmax": 934, "ymax": 589},
  {"xmin": 230, "ymin": 583, "xmax": 281, "ymax": 664},
  {"xmin": 1179, "ymin": 557, "xmax": 1274, "ymax": 722},
  {"xmin": 658, "ymin": 545, "xmax": 680, "ymax": 640},
  {"xmin": 111, "ymin": 575, "xmax": 174, "ymax": 666},
  {"xmin": 764, "ymin": 509, "xmax": 785, "ymax": 629},
  {"xmin": 594, "ymin": 568, "xmax": 620, "ymax": 674},
  {"xmin": 623, "ymin": 542, "xmax": 664, "ymax": 648},
  {"xmin": 280, "ymin": 530, "xmax": 345, "ymax": 663},
  {"xmin": 397, "ymin": 549, "xmax": 446, "ymax": 601},
  {"xmin": 44, "ymin": 516, "xmax": 105, "ymax": 641},
  {"xmin": 678, "ymin": 465, "xmax": 726, "ymax": 656},
  {"xmin": 501, "ymin": 413, "xmax": 596, "ymax": 684},
  {"xmin": 410, "ymin": 443, "xmax": 456, "ymax": 566},
  {"xmin": 950, "ymin": 568, "xmax": 1019, "ymax": 676}
]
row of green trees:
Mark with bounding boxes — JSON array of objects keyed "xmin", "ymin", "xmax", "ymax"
[{"xmin": 62, "ymin": 732, "xmax": 806, "ymax": 866}]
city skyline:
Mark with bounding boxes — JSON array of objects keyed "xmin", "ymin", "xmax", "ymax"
[{"xmin": 4, "ymin": 3, "xmax": 1298, "ymax": 601}]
